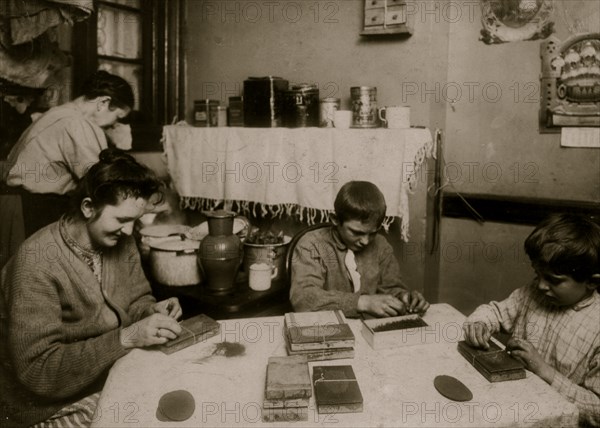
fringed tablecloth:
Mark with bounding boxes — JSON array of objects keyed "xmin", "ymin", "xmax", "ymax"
[{"xmin": 163, "ymin": 126, "xmax": 434, "ymax": 241}]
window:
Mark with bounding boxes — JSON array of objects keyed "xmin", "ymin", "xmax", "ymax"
[
  {"xmin": 71, "ymin": 0, "xmax": 186, "ymax": 150},
  {"xmin": 97, "ymin": 0, "xmax": 144, "ymax": 110}
]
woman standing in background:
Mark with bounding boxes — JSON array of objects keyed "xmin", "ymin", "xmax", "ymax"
[{"xmin": 1, "ymin": 70, "xmax": 134, "ymax": 267}]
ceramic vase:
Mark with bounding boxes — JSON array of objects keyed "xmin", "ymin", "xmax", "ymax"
[{"xmin": 198, "ymin": 210, "xmax": 242, "ymax": 295}]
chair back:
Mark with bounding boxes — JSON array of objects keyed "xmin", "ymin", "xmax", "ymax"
[{"xmin": 285, "ymin": 223, "xmax": 332, "ymax": 284}]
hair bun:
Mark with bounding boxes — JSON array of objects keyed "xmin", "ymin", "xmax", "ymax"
[
  {"xmin": 99, "ymin": 148, "xmax": 135, "ymax": 164},
  {"xmin": 87, "ymin": 71, "xmax": 110, "ymax": 90}
]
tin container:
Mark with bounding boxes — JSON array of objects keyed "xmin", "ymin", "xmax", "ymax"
[
  {"xmin": 216, "ymin": 106, "xmax": 228, "ymax": 126},
  {"xmin": 282, "ymin": 84, "xmax": 320, "ymax": 128},
  {"xmin": 351, "ymin": 86, "xmax": 378, "ymax": 128},
  {"xmin": 319, "ymin": 97, "xmax": 340, "ymax": 127},
  {"xmin": 228, "ymin": 96, "xmax": 244, "ymax": 127},
  {"xmin": 243, "ymin": 77, "xmax": 289, "ymax": 127},
  {"xmin": 208, "ymin": 104, "xmax": 220, "ymax": 127},
  {"xmin": 194, "ymin": 99, "xmax": 220, "ymax": 127}
]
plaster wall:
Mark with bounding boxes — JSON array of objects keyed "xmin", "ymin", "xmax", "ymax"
[
  {"xmin": 182, "ymin": 0, "xmax": 600, "ymax": 309},
  {"xmin": 443, "ymin": 0, "xmax": 600, "ymax": 200},
  {"xmin": 439, "ymin": 0, "xmax": 600, "ymax": 314},
  {"xmin": 185, "ymin": 0, "xmax": 450, "ymax": 128},
  {"xmin": 183, "ymin": 0, "xmax": 451, "ymax": 293}
]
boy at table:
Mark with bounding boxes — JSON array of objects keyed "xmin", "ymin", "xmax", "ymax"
[
  {"xmin": 0, "ymin": 149, "xmax": 183, "ymax": 428},
  {"xmin": 463, "ymin": 213, "xmax": 600, "ymax": 426},
  {"xmin": 290, "ymin": 180, "xmax": 429, "ymax": 318}
]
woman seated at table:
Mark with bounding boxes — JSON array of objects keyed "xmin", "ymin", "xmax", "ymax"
[{"xmin": 0, "ymin": 149, "xmax": 182, "ymax": 428}]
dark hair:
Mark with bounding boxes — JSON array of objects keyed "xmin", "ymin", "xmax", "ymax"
[
  {"xmin": 67, "ymin": 148, "xmax": 164, "ymax": 219},
  {"xmin": 80, "ymin": 70, "xmax": 135, "ymax": 111},
  {"xmin": 524, "ymin": 213, "xmax": 600, "ymax": 284},
  {"xmin": 334, "ymin": 181, "xmax": 386, "ymax": 225}
]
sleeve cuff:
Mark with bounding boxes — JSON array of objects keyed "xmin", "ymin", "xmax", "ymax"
[
  {"xmin": 465, "ymin": 307, "xmax": 500, "ymax": 333},
  {"xmin": 550, "ymin": 370, "xmax": 573, "ymax": 395},
  {"xmin": 343, "ymin": 293, "xmax": 361, "ymax": 318},
  {"xmin": 108, "ymin": 328, "xmax": 130, "ymax": 357}
]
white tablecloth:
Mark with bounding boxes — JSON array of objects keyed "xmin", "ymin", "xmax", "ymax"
[
  {"xmin": 92, "ymin": 304, "xmax": 578, "ymax": 427},
  {"xmin": 163, "ymin": 126, "xmax": 434, "ymax": 241}
]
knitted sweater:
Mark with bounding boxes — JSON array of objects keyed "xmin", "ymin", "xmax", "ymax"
[{"xmin": 0, "ymin": 222, "xmax": 156, "ymax": 427}]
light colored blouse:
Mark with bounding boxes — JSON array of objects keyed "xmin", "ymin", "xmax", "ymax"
[{"xmin": 4, "ymin": 103, "xmax": 107, "ymax": 194}]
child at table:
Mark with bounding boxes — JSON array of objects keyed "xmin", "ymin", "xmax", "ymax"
[
  {"xmin": 463, "ymin": 213, "xmax": 600, "ymax": 426},
  {"xmin": 290, "ymin": 180, "xmax": 429, "ymax": 318}
]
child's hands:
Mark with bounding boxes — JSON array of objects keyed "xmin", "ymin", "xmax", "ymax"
[
  {"xmin": 506, "ymin": 337, "xmax": 556, "ymax": 384},
  {"xmin": 462, "ymin": 321, "xmax": 492, "ymax": 349},
  {"xmin": 358, "ymin": 294, "xmax": 406, "ymax": 317},
  {"xmin": 398, "ymin": 290, "xmax": 430, "ymax": 314}
]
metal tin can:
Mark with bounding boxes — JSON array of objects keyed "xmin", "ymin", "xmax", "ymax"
[
  {"xmin": 194, "ymin": 99, "xmax": 220, "ymax": 127},
  {"xmin": 282, "ymin": 84, "xmax": 320, "ymax": 128},
  {"xmin": 351, "ymin": 86, "xmax": 378, "ymax": 128},
  {"xmin": 228, "ymin": 96, "xmax": 244, "ymax": 127},
  {"xmin": 319, "ymin": 97, "xmax": 340, "ymax": 127},
  {"xmin": 243, "ymin": 76, "xmax": 289, "ymax": 127},
  {"xmin": 216, "ymin": 106, "xmax": 228, "ymax": 126}
]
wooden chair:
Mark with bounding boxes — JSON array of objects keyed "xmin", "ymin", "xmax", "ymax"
[{"xmin": 285, "ymin": 223, "xmax": 331, "ymax": 285}]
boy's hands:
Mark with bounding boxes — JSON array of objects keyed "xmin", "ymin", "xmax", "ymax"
[
  {"xmin": 358, "ymin": 291, "xmax": 429, "ymax": 318},
  {"xmin": 463, "ymin": 321, "xmax": 492, "ymax": 349},
  {"xmin": 506, "ymin": 337, "xmax": 556, "ymax": 384},
  {"xmin": 398, "ymin": 290, "xmax": 430, "ymax": 314},
  {"xmin": 358, "ymin": 294, "xmax": 406, "ymax": 317}
]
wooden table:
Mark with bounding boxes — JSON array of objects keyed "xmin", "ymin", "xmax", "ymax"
[
  {"xmin": 91, "ymin": 304, "xmax": 578, "ymax": 427},
  {"xmin": 151, "ymin": 272, "xmax": 292, "ymax": 320}
]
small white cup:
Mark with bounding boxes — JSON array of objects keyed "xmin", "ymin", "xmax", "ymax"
[
  {"xmin": 333, "ymin": 110, "xmax": 353, "ymax": 129},
  {"xmin": 249, "ymin": 262, "xmax": 277, "ymax": 291},
  {"xmin": 378, "ymin": 106, "xmax": 410, "ymax": 129}
]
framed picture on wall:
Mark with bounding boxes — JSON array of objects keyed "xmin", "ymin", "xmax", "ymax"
[
  {"xmin": 540, "ymin": 33, "xmax": 600, "ymax": 132},
  {"xmin": 479, "ymin": 0, "xmax": 554, "ymax": 44}
]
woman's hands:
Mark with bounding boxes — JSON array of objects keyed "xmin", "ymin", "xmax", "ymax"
[
  {"xmin": 120, "ymin": 298, "xmax": 183, "ymax": 350},
  {"xmin": 120, "ymin": 313, "xmax": 183, "ymax": 349},
  {"xmin": 145, "ymin": 297, "xmax": 183, "ymax": 320}
]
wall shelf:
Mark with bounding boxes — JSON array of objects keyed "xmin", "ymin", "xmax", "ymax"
[{"xmin": 360, "ymin": 0, "xmax": 413, "ymax": 37}]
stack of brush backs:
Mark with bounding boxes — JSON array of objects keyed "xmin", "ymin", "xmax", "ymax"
[
  {"xmin": 283, "ymin": 310, "xmax": 356, "ymax": 361},
  {"xmin": 263, "ymin": 355, "xmax": 311, "ymax": 422}
]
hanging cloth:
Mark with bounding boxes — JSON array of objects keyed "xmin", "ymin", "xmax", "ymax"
[
  {"xmin": 0, "ymin": 32, "xmax": 69, "ymax": 89},
  {"xmin": 0, "ymin": 0, "xmax": 93, "ymax": 47}
]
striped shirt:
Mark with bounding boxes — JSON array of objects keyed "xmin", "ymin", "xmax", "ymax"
[{"xmin": 466, "ymin": 281, "xmax": 600, "ymax": 426}]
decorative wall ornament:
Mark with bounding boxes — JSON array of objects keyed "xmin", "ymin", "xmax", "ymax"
[
  {"xmin": 361, "ymin": 0, "xmax": 413, "ymax": 36},
  {"xmin": 540, "ymin": 33, "xmax": 600, "ymax": 131},
  {"xmin": 480, "ymin": 0, "xmax": 555, "ymax": 44}
]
